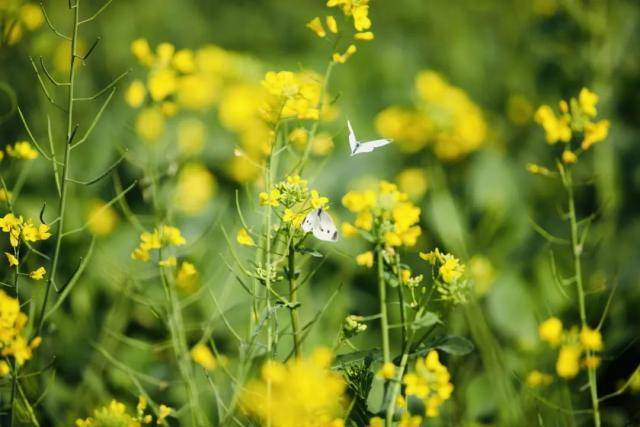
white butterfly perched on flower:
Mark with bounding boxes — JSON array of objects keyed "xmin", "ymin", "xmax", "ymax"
[
  {"xmin": 301, "ymin": 208, "xmax": 338, "ymax": 242},
  {"xmin": 347, "ymin": 120, "xmax": 392, "ymax": 156}
]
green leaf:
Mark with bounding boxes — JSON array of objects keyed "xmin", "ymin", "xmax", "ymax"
[
  {"xmin": 296, "ymin": 247, "xmax": 324, "ymax": 258},
  {"xmin": 410, "ymin": 311, "xmax": 441, "ymax": 330},
  {"xmin": 435, "ymin": 336, "xmax": 474, "ymax": 355}
]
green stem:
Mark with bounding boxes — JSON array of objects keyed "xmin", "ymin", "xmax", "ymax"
[
  {"xmin": 376, "ymin": 246, "xmax": 390, "ymax": 364},
  {"xmin": 565, "ymin": 167, "xmax": 600, "ymax": 427},
  {"xmin": 288, "ymin": 241, "xmax": 301, "ymax": 358},
  {"xmin": 36, "ymin": 1, "xmax": 80, "ymax": 335}
]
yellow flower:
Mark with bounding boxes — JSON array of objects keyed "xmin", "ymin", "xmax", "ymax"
[
  {"xmin": 86, "ymin": 200, "xmax": 118, "ymax": 237},
  {"xmin": 172, "ymin": 49, "xmax": 196, "ymax": 73},
  {"xmin": 377, "ymin": 362, "xmax": 396, "ymax": 379},
  {"xmin": 306, "ymin": 17, "xmax": 326, "ymax": 38},
  {"xmin": 6, "ymin": 141, "xmax": 38, "ymax": 160},
  {"xmin": 310, "ymin": 190, "xmax": 329, "ymax": 209},
  {"xmin": 341, "ymin": 222, "xmax": 358, "ymax": 237},
  {"xmin": 581, "ymin": 119, "xmax": 610, "ymax": 150},
  {"xmin": 125, "ymin": 80, "xmax": 146, "ymax": 108},
  {"xmin": 147, "ymin": 69, "xmax": 177, "ymax": 102},
  {"xmin": 352, "ymin": 4, "xmax": 371, "ymax": 30},
  {"xmin": 29, "ymin": 267, "xmax": 46, "ymax": 280},
  {"xmin": 191, "ymin": 343, "xmax": 219, "ymax": 371},
  {"xmin": 356, "ymin": 251, "xmax": 374, "ymax": 268},
  {"xmin": 556, "ymin": 344, "xmax": 581, "ymax": 378},
  {"xmin": 439, "ymin": 255, "xmax": 464, "ymax": 283},
  {"xmin": 240, "ymin": 348, "xmax": 346, "ymax": 427},
  {"xmin": 157, "ymin": 405, "xmax": 172, "ymax": 424},
  {"xmin": 237, "ymin": 228, "xmax": 255, "ymax": 246},
  {"xmin": 0, "ymin": 361, "xmax": 9, "ymax": 376},
  {"xmin": 332, "ymin": 44, "xmax": 357, "ymax": 64},
  {"xmin": 160, "ymin": 225, "xmax": 186, "ymax": 246},
  {"xmin": 20, "ymin": 4, "xmax": 44, "ymax": 30},
  {"xmin": 525, "ymin": 370, "xmax": 553, "ymax": 387},
  {"xmin": 326, "ymin": 16, "xmax": 338, "ymax": 33},
  {"xmin": 259, "ymin": 189, "xmax": 281, "ymax": 207},
  {"xmin": 583, "ymin": 355, "xmax": 601, "ymax": 369},
  {"xmin": 131, "ymin": 38, "xmax": 154, "ymax": 65},
  {"xmin": 534, "ymin": 105, "xmax": 571, "ymax": 144},
  {"xmin": 579, "ymin": 326, "xmax": 603, "ymax": 351},
  {"xmin": 175, "ymin": 261, "xmax": 198, "ymax": 292},
  {"xmin": 578, "ymin": 87, "xmax": 598, "ymax": 117},
  {"xmin": 135, "ymin": 108, "xmax": 165, "ymax": 142},
  {"xmin": 354, "ymin": 31, "xmax": 374, "ymax": 40},
  {"xmin": 539, "ymin": 317, "xmax": 563, "ymax": 346},
  {"xmin": 396, "ymin": 168, "xmax": 428, "ymax": 200},
  {"xmin": 403, "ymin": 351, "xmax": 453, "ymax": 418},
  {"xmin": 562, "ymin": 150, "xmax": 577, "ymax": 164},
  {"xmin": 175, "ymin": 162, "xmax": 216, "ymax": 215},
  {"xmin": 342, "ymin": 190, "xmax": 376, "ymax": 213},
  {"xmin": 5, "ymin": 252, "xmax": 18, "ymax": 267},
  {"xmin": 355, "ymin": 211, "xmax": 373, "ymax": 231},
  {"xmin": 310, "ymin": 133, "xmax": 334, "ymax": 156},
  {"xmin": 158, "ymin": 256, "xmax": 177, "ymax": 267},
  {"xmin": 288, "ymin": 127, "xmax": 309, "ymax": 149},
  {"xmin": 384, "ymin": 231, "xmax": 402, "ymax": 247}
]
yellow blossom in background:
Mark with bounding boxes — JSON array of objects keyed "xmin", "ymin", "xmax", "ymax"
[
  {"xmin": 20, "ymin": 3, "xmax": 43, "ymax": 30},
  {"xmin": 0, "ymin": 189, "xmax": 11, "ymax": 203},
  {"xmin": 177, "ymin": 118, "xmax": 206, "ymax": 155},
  {"xmin": 172, "ymin": 48, "xmax": 196, "ymax": 73},
  {"xmin": 310, "ymin": 132, "xmax": 334, "ymax": 156},
  {"xmin": 131, "ymin": 225, "xmax": 186, "ymax": 262},
  {"xmin": 157, "ymin": 405, "xmax": 172, "ymax": 425},
  {"xmin": 404, "ymin": 351, "xmax": 454, "ymax": 418},
  {"xmin": 396, "ymin": 168, "xmax": 428, "ymax": 201},
  {"xmin": 506, "ymin": 94, "xmax": 533, "ymax": 124},
  {"xmin": 29, "ymin": 266, "xmax": 46, "ymax": 280},
  {"xmin": 158, "ymin": 256, "xmax": 177, "ymax": 267},
  {"xmin": 175, "ymin": 162, "xmax": 216, "ymax": 215},
  {"xmin": 0, "ymin": 290, "xmax": 37, "ymax": 367},
  {"xmin": 75, "ymin": 397, "xmax": 169, "ymax": 426},
  {"xmin": 534, "ymin": 105, "xmax": 571, "ymax": 144},
  {"xmin": 5, "ymin": 141, "xmax": 38, "ymax": 160},
  {"xmin": 326, "ymin": 16, "xmax": 338, "ymax": 33},
  {"xmin": 135, "ymin": 107, "xmax": 165, "ymax": 142},
  {"xmin": 341, "ymin": 222, "xmax": 358, "ymax": 237},
  {"xmin": 237, "ymin": 228, "xmax": 255, "ymax": 246},
  {"xmin": 376, "ymin": 71, "xmax": 486, "ymax": 160},
  {"xmin": 86, "ymin": 200, "xmax": 118, "ymax": 237},
  {"xmin": 526, "ymin": 370, "xmax": 553, "ymax": 387},
  {"xmin": 131, "ymin": 38, "xmax": 154, "ymax": 66},
  {"xmin": 538, "ymin": 317, "xmax": 563, "ymax": 347},
  {"xmin": 561, "ymin": 150, "xmax": 577, "ymax": 164},
  {"xmin": 356, "ymin": 251, "xmax": 374, "ymax": 268},
  {"xmin": 191, "ymin": 343, "xmax": 219, "ymax": 371},
  {"xmin": 240, "ymin": 348, "xmax": 346, "ymax": 427},
  {"xmin": 468, "ymin": 255, "xmax": 496, "ymax": 296},
  {"xmin": 175, "ymin": 261, "xmax": 198, "ymax": 292},
  {"xmin": 579, "ymin": 326, "xmax": 603, "ymax": 351},
  {"xmin": 354, "ymin": 31, "xmax": 374, "ymax": 41},
  {"xmin": 556, "ymin": 344, "xmax": 581, "ymax": 378},
  {"xmin": 125, "ymin": 80, "xmax": 146, "ymax": 108}
]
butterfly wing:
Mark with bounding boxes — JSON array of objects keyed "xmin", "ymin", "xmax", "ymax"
[
  {"xmin": 312, "ymin": 209, "xmax": 338, "ymax": 242},
  {"xmin": 347, "ymin": 120, "xmax": 358, "ymax": 153},
  {"xmin": 301, "ymin": 209, "xmax": 320, "ymax": 233}
]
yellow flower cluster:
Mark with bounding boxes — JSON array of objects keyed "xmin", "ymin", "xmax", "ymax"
[
  {"xmin": 419, "ymin": 248, "xmax": 470, "ymax": 304},
  {"xmin": 262, "ymin": 70, "xmax": 329, "ymax": 122},
  {"xmin": 240, "ymin": 348, "xmax": 346, "ymax": 427},
  {"xmin": 376, "ymin": 71, "xmax": 487, "ymax": 161},
  {"xmin": 131, "ymin": 225, "xmax": 186, "ymax": 262},
  {"xmin": 75, "ymin": 396, "xmax": 172, "ymax": 427},
  {"xmin": 0, "ymin": 290, "xmax": 41, "ymax": 369},
  {"xmin": 534, "ymin": 88, "xmax": 610, "ymax": 164},
  {"xmin": 1, "ymin": 141, "xmax": 38, "ymax": 160},
  {"xmin": 288, "ymin": 128, "xmax": 335, "ymax": 157},
  {"xmin": 86, "ymin": 200, "xmax": 118, "ymax": 237},
  {"xmin": 342, "ymin": 181, "xmax": 422, "ymax": 248},
  {"xmin": 0, "ymin": 213, "xmax": 49, "ymax": 278},
  {"xmin": 538, "ymin": 317, "xmax": 603, "ymax": 379},
  {"xmin": 258, "ymin": 175, "xmax": 330, "ymax": 229},
  {"xmin": 306, "ymin": 0, "xmax": 375, "ymax": 64},
  {"xmin": 403, "ymin": 350, "xmax": 454, "ymax": 418},
  {"xmin": 175, "ymin": 261, "xmax": 199, "ymax": 293},
  {"xmin": 0, "ymin": 1, "xmax": 43, "ymax": 45}
]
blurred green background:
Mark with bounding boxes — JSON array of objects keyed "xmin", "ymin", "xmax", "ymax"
[{"xmin": 1, "ymin": 0, "xmax": 639, "ymax": 425}]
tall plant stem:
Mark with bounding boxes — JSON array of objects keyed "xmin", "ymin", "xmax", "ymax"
[
  {"xmin": 376, "ymin": 246, "xmax": 390, "ymax": 364},
  {"xmin": 564, "ymin": 166, "xmax": 601, "ymax": 427},
  {"xmin": 288, "ymin": 242, "xmax": 301, "ymax": 358},
  {"xmin": 37, "ymin": 0, "xmax": 80, "ymax": 336}
]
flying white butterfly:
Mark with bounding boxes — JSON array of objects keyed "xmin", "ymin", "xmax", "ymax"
[
  {"xmin": 301, "ymin": 208, "xmax": 338, "ymax": 242},
  {"xmin": 347, "ymin": 120, "xmax": 392, "ymax": 156}
]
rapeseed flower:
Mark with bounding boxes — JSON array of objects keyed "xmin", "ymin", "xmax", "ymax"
[{"xmin": 403, "ymin": 351, "xmax": 454, "ymax": 418}]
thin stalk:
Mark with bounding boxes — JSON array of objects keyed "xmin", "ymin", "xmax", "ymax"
[
  {"xmin": 564, "ymin": 167, "xmax": 601, "ymax": 427},
  {"xmin": 287, "ymin": 241, "xmax": 301, "ymax": 358},
  {"xmin": 36, "ymin": 1, "xmax": 80, "ymax": 335},
  {"xmin": 376, "ymin": 246, "xmax": 390, "ymax": 364}
]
